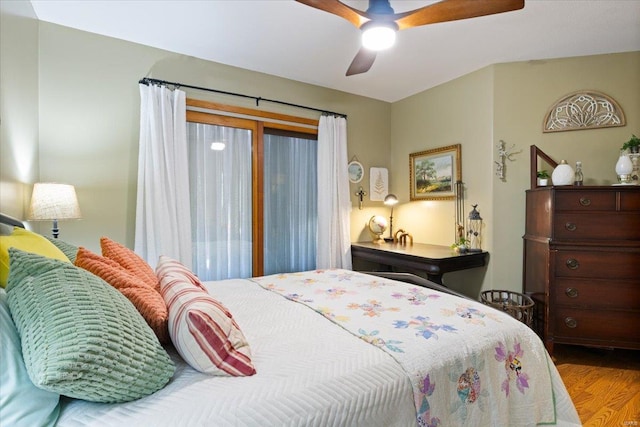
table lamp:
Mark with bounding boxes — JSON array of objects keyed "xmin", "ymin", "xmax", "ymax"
[
  {"xmin": 28, "ymin": 183, "xmax": 81, "ymax": 238},
  {"xmin": 383, "ymin": 193, "xmax": 398, "ymax": 242}
]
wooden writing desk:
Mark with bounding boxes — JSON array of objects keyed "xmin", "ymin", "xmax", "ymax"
[{"xmin": 351, "ymin": 242, "xmax": 488, "ymax": 285}]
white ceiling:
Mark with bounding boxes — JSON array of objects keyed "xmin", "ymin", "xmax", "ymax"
[{"xmin": 29, "ymin": 0, "xmax": 640, "ymax": 103}]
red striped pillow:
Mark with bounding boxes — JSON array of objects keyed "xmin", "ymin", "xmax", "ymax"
[{"xmin": 157, "ymin": 256, "xmax": 255, "ymax": 377}]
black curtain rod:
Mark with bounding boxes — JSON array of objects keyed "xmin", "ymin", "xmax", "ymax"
[{"xmin": 138, "ymin": 77, "xmax": 347, "ymax": 119}]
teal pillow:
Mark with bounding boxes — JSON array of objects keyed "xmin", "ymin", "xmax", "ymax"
[
  {"xmin": 6, "ymin": 249, "xmax": 175, "ymax": 403},
  {"xmin": 44, "ymin": 236, "xmax": 79, "ymax": 263},
  {"xmin": 0, "ymin": 288, "xmax": 60, "ymax": 427}
]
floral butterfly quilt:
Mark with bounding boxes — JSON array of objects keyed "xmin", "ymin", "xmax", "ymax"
[{"xmin": 252, "ymin": 269, "xmax": 579, "ymax": 426}]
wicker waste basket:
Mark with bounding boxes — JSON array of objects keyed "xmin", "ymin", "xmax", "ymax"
[{"xmin": 480, "ymin": 290, "xmax": 534, "ymax": 327}]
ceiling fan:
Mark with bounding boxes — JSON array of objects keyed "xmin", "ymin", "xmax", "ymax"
[{"xmin": 295, "ymin": 0, "xmax": 525, "ymax": 76}]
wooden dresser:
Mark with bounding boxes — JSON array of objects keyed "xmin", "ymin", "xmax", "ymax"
[{"xmin": 523, "ymin": 186, "xmax": 640, "ymax": 354}]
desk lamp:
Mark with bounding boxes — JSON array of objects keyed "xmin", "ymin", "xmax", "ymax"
[{"xmin": 383, "ymin": 193, "xmax": 398, "ymax": 242}]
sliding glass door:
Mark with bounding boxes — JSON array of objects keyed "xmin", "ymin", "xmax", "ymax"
[
  {"xmin": 263, "ymin": 131, "xmax": 317, "ymax": 275},
  {"xmin": 186, "ymin": 111, "xmax": 318, "ymax": 281},
  {"xmin": 187, "ymin": 120, "xmax": 254, "ymax": 280}
]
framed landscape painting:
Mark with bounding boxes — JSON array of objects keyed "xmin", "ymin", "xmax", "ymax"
[{"xmin": 409, "ymin": 144, "xmax": 461, "ymax": 201}]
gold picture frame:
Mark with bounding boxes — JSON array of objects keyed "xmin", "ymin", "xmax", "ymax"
[{"xmin": 409, "ymin": 144, "xmax": 461, "ymax": 201}]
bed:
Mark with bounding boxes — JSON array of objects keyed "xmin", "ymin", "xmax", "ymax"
[{"xmin": 0, "ymin": 213, "xmax": 581, "ymax": 426}]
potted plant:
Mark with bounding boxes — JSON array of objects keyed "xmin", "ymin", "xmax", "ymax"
[
  {"xmin": 451, "ymin": 237, "xmax": 469, "ymax": 253},
  {"xmin": 537, "ymin": 170, "xmax": 550, "ymax": 186},
  {"xmin": 622, "ymin": 134, "xmax": 640, "ymax": 154}
]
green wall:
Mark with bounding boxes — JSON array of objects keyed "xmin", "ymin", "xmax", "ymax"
[
  {"xmin": 1, "ymin": 8, "xmax": 638, "ymax": 297},
  {"xmin": 390, "ymin": 67, "xmax": 494, "ymax": 296},
  {"xmin": 491, "ymin": 53, "xmax": 639, "ymax": 294},
  {"xmin": 2, "ymin": 18, "xmax": 390, "ymax": 252},
  {"xmin": 390, "ymin": 52, "xmax": 640, "ymax": 296},
  {"xmin": 0, "ymin": 1, "xmax": 39, "ymax": 219}
]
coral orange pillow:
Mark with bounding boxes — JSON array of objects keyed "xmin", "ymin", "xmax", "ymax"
[
  {"xmin": 75, "ymin": 247, "xmax": 169, "ymax": 344},
  {"xmin": 100, "ymin": 237, "xmax": 159, "ymax": 291}
]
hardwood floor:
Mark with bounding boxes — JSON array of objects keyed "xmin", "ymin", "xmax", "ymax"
[{"xmin": 553, "ymin": 344, "xmax": 640, "ymax": 427}]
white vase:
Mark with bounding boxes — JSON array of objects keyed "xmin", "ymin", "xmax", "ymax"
[
  {"xmin": 552, "ymin": 160, "xmax": 574, "ymax": 186},
  {"xmin": 615, "ymin": 150, "xmax": 634, "ymax": 184}
]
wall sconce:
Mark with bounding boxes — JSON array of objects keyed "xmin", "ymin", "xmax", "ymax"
[
  {"xmin": 383, "ymin": 193, "xmax": 398, "ymax": 242},
  {"xmin": 467, "ymin": 204, "xmax": 483, "ymax": 252},
  {"xmin": 28, "ymin": 183, "xmax": 81, "ymax": 238}
]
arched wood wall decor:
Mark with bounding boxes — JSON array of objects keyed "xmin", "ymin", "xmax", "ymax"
[{"xmin": 543, "ymin": 90, "xmax": 625, "ymax": 133}]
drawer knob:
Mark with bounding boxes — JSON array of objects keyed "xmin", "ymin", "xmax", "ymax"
[
  {"xmin": 579, "ymin": 197, "xmax": 591, "ymax": 206},
  {"xmin": 565, "ymin": 287, "xmax": 579, "ymax": 298},
  {"xmin": 566, "ymin": 258, "xmax": 580, "ymax": 270},
  {"xmin": 564, "ymin": 317, "xmax": 578, "ymax": 328},
  {"xmin": 565, "ymin": 222, "xmax": 577, "ymax": 232}
]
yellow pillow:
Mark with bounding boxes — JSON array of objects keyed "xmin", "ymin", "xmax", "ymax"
[{"xmin": 0, "ymin": 228, "xmax": 70, "ymax": 288}]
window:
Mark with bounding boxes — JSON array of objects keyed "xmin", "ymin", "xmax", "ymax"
[
  {"xmin": 186, "ymin": 100, "xmax": 318, "ymax": 280},
  {"xmin": 263, "ymin": 129, "xmax": 317, "ymax": 275}
]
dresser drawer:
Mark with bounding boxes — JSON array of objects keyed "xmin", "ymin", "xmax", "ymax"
[
  {"xmin": 555, "ymin": 191, "xmax": 617, "ymax": 211},
  {"xmin": 554, "ymin": 213, "xmax": 640, "ymax": 240},
  {"xmin": 554, "ymin": 250, "xmax": 640, "ymax": 280},
  {"xmin": 554, "ymin": 278, "xmax": 640, "ymax": 310},
  {"xmin": 553, "ymin": 307, "xmax": 640, "ymax": 343},
  {"xmin": 555, "ymin": 189, "xmax": 640, "ymax": 212},
  {"xmin": 621, "ymin": 191, "xmax": 640, "ymax": 211}
]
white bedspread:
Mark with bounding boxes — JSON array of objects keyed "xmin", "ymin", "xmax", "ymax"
[
  {"xmin": 56, "ymin": 270, "xmax": 580, "ymax": 427},
  {"xmin": 57, "ymin": 274, "xmax": 417, "ymax": 426}
]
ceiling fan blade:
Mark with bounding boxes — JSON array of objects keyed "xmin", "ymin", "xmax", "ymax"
[
  {"xmin": 395, "ymin": 0, "xmax": 525, "ymax": 30},
  {"xmin": 346, "ymin": 48, "xmax": 377, "ymax": 76},
  {"xmin": 295, "ymin": 0, "xmax": 368, "ymax": 28}
]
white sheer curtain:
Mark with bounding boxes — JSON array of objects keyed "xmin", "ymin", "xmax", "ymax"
[
  {"xmin": 187, "ymin": 122, "xmax": 253, "ymax": 280},
  {"xmin": 263, "ymin": 133, "xmax": 317, "ymax": 275},
  {"xmin": 134, "ymin": 84, "xmax": 192, "ymax": 269},
  {"xmin": 316, "ymin": 115, "xmax": 352, "ymax": 269}
]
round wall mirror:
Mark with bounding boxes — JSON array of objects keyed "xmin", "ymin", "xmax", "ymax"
[{"xmin": 348, "ymin": 161, "xmax": 364, "ymax": 183}]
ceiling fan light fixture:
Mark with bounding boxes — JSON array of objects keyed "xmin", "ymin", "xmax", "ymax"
[{"xmin": 361, "ymin": 21, "xmax": 397, "ymax": 51}]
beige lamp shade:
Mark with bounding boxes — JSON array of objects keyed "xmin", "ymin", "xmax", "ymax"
[{"xmin": 28, "ymin": 183, "xmax": 82, "ymax": 221}]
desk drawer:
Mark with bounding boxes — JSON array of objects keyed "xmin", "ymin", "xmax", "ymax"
[
  {"xmin": 554, "ymin": 213, "xmax": 640, "ymax": 240},
  {"xmin": 554, "ymin": 250, "xmax": 640, "ymax": 280}
]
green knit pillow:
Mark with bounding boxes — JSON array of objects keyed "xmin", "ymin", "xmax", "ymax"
[
  {"xmin": 44, "ymin": 236, "xmax": 79, "ymax": 263},
  {"xmin": 6, "ymin": 249, "xmax": 174, "ymax": 403}
]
